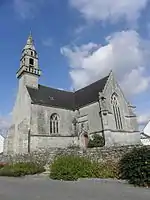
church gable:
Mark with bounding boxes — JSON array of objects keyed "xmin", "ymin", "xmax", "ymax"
[
  {"xmin": 102, "ymin": 71, "xmax": 129, "ymax": 108},
  {"xmin": 104, "ymin": 72, "xmax": 130, "ymax": 103},
  {"xmin": 101, "ymin": 71, "xmax": 138, "ymax": 132}
]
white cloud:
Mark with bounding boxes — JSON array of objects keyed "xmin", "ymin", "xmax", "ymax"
[
  {"xmin": 61, "ymin": 30, "xmax": 150, "ymax": 95},
  {"xmin": 69, "ymin": 0, "xmax": 149, "ymax": 24},
  {"xmin": 138, "ymin": 113, "xmax": 150, "ymax": 126},
  {"xmin": 0, "ymin": 113, "xmax": 11, "ymax": 137},
  {"xmin": 121, "ymin": 67, "xmax": 150, "ymax": 96},
  {"xmin": 147, "ymin": 23, "xmax": 150, "ymax": 38},
  {"xmin": 14, "ymin": 0, "xmax": 35, "ymax": 19},
  {"xmin": 137, "ymin": 112, "xmax": 150, "ymax": 133},
  {"xmin": 42, "ymin": 38, "xmax": 53, "ymax": 47},
  {"xmin": 74, "ymin": 26, "xmax": 86, "ymax": 35},
  {"xmin": 13, "ymin": 0, "xmax": 46, "ymax": 19},
  {"xmin": 74, "ymin": 24, "xmax": 90, "ymax": 35}
]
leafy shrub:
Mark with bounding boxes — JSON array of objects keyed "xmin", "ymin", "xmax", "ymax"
[
  {"xmin": 50, "ymin": 155, "xmax": 118, "ymax": 181},
  {"xmin": 14, "ymin": 162, "xmax": 45, "ymax": 175},
  {"xmin": 119, "ymin": 146, "xmax": 150, "ymax": 187},
  {"xmin": 0, "ymin": 165, "xmax": 24, "ymax": 177},
  {"xmin": 88, "ymin": 134, "xmax": 105, "ymax": 148},
  {"xmin": 0, "ymin": 162, "xmax": 45, "ymax": 177},
  {"xmin": 50, "ymin": 155, "xmax": 93, "ymax": 181},
  {"xmin": 93, "ymin": 160, "xmax": 119, "ymax": 179}
]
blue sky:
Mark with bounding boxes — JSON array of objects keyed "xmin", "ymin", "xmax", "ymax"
[{"xmin": 1, "ymin": 0, "xmax": 150, "ymax": 131}]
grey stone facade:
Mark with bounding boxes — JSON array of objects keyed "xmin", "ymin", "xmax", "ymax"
[{"xmin": 4, "ymin": 34, "xmax": 141, "ymax": 155}]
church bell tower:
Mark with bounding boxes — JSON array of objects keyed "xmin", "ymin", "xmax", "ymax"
[{"xmin": 16, "ymin": 32, "xmax": 41, "ymax": 89}]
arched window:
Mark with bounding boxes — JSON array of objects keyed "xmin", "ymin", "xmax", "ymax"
[
  {"xmin": 50, "ymin": 114, "xmax": 59, "ymax": 134},
  {"xmin": 111, "ymin": 93, "xmax": 123, "ymax": 130}
]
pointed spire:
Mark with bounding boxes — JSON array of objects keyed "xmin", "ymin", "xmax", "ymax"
[
  {"xmin": 29, "ymin": 30, "xmax": 32, "ymax": 36},
  {"xmin": 27, "ymin": 31, "xmax": 33, "ymax": 44},
  {"xmin": 24, "ymin": 32, "xmax": 35, "ymax": 50},
  {"xmin": 109, "ymin": 69, "xmax": 113, "ymax": 76}
]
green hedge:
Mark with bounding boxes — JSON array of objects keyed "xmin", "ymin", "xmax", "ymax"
[
  {"xmin": 88, "ymin": 134, "xmax": 105, "ymax": 148},
  {"xmin": 0, "ymin": 162, "xmax": 45, "ymax": 177},
  {"xmin": 50, "ymin": 155, "xmax": 118, "ymax": 181},
  {"xmin": 119, "ymin": 146, "xmax": 150, "ymax": 187}
]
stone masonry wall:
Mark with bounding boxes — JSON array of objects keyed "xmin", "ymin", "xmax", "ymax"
[
  {"xmin": 53, "ymin": 145, "xmax": 148, "ymax": 163},
  {"xmin": 30, "ymin": 135, "xmax": 79, "ymax": 151},
  {"xmin": 1, "ymin": 145, "xmax": 149, "ymax": 165}
]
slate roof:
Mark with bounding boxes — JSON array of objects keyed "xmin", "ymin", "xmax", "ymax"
[
  {"xmin": 27, "ymin": 85, "xmax": 74, "ymax": 110},
  {"xmin": 27, "ymin": 75, "xmax": 109, "ymax": 110},
  {"xmin": 74, "ymin": 76, "xmax": 109, "ymax": 109}
]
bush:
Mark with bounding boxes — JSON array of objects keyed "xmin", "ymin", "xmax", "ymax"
[
  {"xmin": 50, "ymin": 155, "xmax": 118, "ymax": 181},
  {"xmin": 119, "ymin": 146, "xmax": 150, "ymax": 187},
  {"xmin": 0, "ymin": 165, "xmax": 24, "ymax": 177},
  {"xmin": 94, "ymin": 160, "xmax": 119, "ymax": 179},
  {"xmin": 88, "ymin": 134, "xmax": 105, "ymax": 148},
  {"xmin": 50, "ymin": 155, "xmax": 94, "ymax": 181},
  {"xmin": 0, "ymin": 162, "xmax": 45, "ymax": 177}
]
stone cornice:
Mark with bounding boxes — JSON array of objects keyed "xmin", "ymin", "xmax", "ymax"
[{"xmin": 16, "ymin": 65, "xmax": 41, "ymax": 79}]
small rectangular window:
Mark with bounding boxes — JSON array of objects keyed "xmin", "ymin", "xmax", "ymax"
[{"xmin": 29, "ymin": 58, "xmax": 34, "ymax": 66}]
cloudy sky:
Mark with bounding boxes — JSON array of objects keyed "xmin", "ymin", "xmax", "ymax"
[{"xmin": 1, "ymin": 0, "xmax": 150, "ymax": 133}]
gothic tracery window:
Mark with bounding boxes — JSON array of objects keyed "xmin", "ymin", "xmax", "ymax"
[
  {"xmin": 50, "ymin": 114, "xmax": 59, "ymax": 134},
  {"xmin": 111, "ymin": 93, "xmax": 123, "ymax": 130}
]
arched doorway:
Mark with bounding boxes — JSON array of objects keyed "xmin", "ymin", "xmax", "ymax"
[{"xmin": 80, "ymin": 132, "xmax": 89, "ymax": 149}]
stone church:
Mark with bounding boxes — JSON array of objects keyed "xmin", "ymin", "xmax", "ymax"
[{"xmin": 4, "ymin": 34, "xmax": 141, "ymax": 155}]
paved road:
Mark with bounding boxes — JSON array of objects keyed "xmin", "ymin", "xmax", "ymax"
[{"xmin": 0, "ymin": 176, "xmax": 149, "ymax": 200}]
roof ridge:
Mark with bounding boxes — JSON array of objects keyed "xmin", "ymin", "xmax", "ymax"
[
  {"xmin": 38, "ymin": 84, "xmax": 73, "ymax": 94},
  {"xmin": 75, "ymin": 75, "xmax": 109, "ymax": 93},
  {"xmin": 38, "ymin": 74, "xmax": 109, "ymax": 94}
]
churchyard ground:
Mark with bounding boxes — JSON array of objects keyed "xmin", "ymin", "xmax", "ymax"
[{"xmin": 0, "ymin": 176, "xmax": 150, "ymax": 200}]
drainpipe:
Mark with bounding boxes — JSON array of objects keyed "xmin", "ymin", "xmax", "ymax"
[
  {"xmin": 28, "ymin": 128, "xmax": 31, "ymax": 153},
  {"xmin": 28, "ymin": 104, "xmax": 32, "ymax": 153}
]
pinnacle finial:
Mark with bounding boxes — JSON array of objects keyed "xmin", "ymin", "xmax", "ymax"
[
  {"xmin": 108, "ymin": 69, "xmax": 113, "ymax": 76},
  {"xmin": 27, "ymin": 31, "xmax": 33, "ymax": 45},
  {"xmin": 109, "ymin": 69, "xmax": 113, "ymax": 74},
  {"xmin": 23, "ymin": 31, "xmax": 35, "ymax": 50}
]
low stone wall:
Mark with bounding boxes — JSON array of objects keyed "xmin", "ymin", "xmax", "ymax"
[
  {"xmin": 1, "ymin": 145, "xmax": 149, "ymax": 165},
  {"xmin": 56, "ymin": 145, "xmax": 148, "ymax": 163}
]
